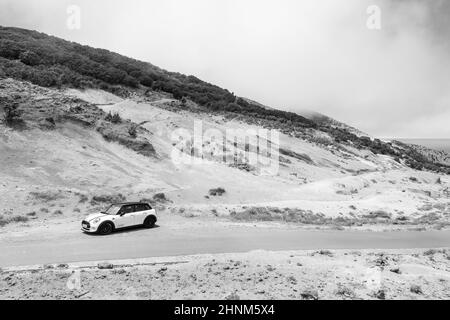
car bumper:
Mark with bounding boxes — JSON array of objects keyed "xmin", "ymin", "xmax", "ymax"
[{"xmin": 81, "ymin": 221, "xmax": 98, "ymax": 233}]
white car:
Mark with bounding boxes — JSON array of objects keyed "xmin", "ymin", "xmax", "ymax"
[{"xmin": 81, "ymin": 202, "xmax": 157, "ymax": 235}]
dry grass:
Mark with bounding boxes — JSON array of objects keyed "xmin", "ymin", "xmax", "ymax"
[
  {"xmin": 209, "ymin": 188, "xmax": 226, "ymax": 196},
  {"xmin": 90, "ymin": 193, "xmax": 126, "ymax": 206},
  {"xmin": 0, "ymin": 215, "xmax": 29, "ymax": 227},
  {"xmin": 29, "ymin": 191, "xmax": 64, "ymax": 202},
  {"xmin": 229, "ymin": 206, "xmax": 449, "ymax": 229},
  {"xmin": 230, "ymin": 207, "xmax": 356, "ymax": 226}
]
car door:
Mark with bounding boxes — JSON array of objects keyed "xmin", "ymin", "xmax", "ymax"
[
  {"xmin": 115, "ymin": 205, "xmax": 136, "ymax": 228},
  {"xmin": 133, "ymin": 203, "xmax": 148, "ymax": 225}
]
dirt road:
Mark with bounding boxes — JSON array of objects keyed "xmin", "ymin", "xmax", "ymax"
[{"xmin": 1, "ymin": 219, "xmax": 449, "ymax": 267}]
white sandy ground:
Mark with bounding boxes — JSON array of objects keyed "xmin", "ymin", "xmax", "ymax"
[{"xmin": 1, "ymin": 248, "xmax": 449, "ymax": 300}]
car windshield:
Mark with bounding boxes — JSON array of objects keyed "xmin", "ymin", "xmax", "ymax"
[{"xmin": 101, "ymin": 205, "xmax": 122, "ymax": 215}]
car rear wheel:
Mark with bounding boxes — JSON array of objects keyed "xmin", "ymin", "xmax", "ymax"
[
  {"xmin": 143, "ymin": 215, "xmax": 156, "ymax": 228},
  {"xmin": 98, "ymin": 222, "xmax": 114, "ymax": 235}
]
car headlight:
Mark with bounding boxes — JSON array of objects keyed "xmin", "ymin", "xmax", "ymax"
[{"xmin": 92, "ymin": 218, "xmax": 101, "ymax": 224}]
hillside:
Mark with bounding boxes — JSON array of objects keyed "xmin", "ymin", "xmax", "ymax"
[
  {"xmin": 1, "ymin": 26, "xmax": 449, "ymax": 174},
  {"xmin": 0, "ymin": 27, "xmax": 450, "ymax": 233}
]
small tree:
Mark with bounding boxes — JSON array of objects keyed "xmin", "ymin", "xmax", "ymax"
[
  {"xmin": 128, "ymin": 125, "xmax": 137, "ymax": 138},
  {"xmin": 2, "ymin": 99, "xmax": 23, "ymax": 126},
  {"xmin": 19, "ymin": 50, "xmax": 41, "ymax": 66},
  {"xmin": 104, "ymin": 111, "xmax": 113, "ymax": 122},
  {"xmin": 111, "ymin": 112, "xmax": 122, "ymax": 124},
  {"xmin": 105, "ymin": 111, "xmax": 122, "ymax": 124}
]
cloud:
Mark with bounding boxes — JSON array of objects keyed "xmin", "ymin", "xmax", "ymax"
[{"xmin": 0, "ymin": 0, "xmax": 449, "ymax": 138}]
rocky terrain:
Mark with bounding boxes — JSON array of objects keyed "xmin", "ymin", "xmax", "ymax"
[{"xmin": 1, "ymin": 248, "xmax": 449, "ymax": 300}]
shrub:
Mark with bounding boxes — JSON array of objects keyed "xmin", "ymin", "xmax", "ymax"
[
  {"xmin": 423, "ymin": 249, "xmax": 439, "ymax": 256},
  {"xmin": 0, "ymin": 215, "xmax": 7, "ymax": 227},
  {"xmin": 335, "ymin": 286, "xmax": 355, "ymax": 298},
  {"xmin": 0, "ymin": 215, "xmax": 29, "ymax": 226},
  {"xmin": 11, "ymin": 216, "xmax": 29, "ymax": 222},
  {"xmin": 300, "ymin": 289, "xmax": 319, "ymax": 300},
  {"xmin": 78, "ymin": 194, "xmax": 88, "ymax": 203},
  {"xmin": 128, "ymin": 125, "xmax": 137, "ymax": 138},
  {"xmin": 29, "ymin": 191, "xmax": 63, "ymax": 202},
  {"xmin": 373, "ymin": 289, "xmax": 386, "ymax": 300},
  {"xmin": 104, "ymin": 111, "xmax": 113, "ymax": 122},
  {"xmin": 19, "ymin": 50, "xmax": 41, "ymax": 66},
  {"xmin": 209, "ymin": 187, "xmax": 226, "ymax": 196},
  {"xmin": 317, "ymin": 249, "xmax": 333, "ymax": 257},
  {"xmin": 153, "ymin": 193, "xmax": 168, "ymax": 202},
  {"xmin": 364, "ymin": 210, "xmax": 392, "ymax": 219},
  {"xmin": 90, "ymin": 193, "xmax": 126, "ymax": 205},
  {"xmin": 410, "ymin": 284, "xmax": 422, "ymax": 294},
  {"xmin": 111, "ymin": 112, "xmax": 122, "ymax": 124},
  {"xmin": 2, "ymin": 100, "xmax": 23, "ymax": 126},
  {"xmin": 105, "ymin": 111, "xmax": 122, "ymax": 124}
]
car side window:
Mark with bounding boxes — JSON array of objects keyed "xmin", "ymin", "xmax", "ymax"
[
  {"xmin": 119, "ymin": 205, "xmax": 134, "ymax": 215},
  {"xmin": 135, "ymin": 204, "xmax": 150, "ymax": 212}
]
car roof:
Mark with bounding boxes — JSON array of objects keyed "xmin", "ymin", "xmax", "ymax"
[{"xmin": 113, "ymin": 202, "xmax": 150, "ymax": 206}]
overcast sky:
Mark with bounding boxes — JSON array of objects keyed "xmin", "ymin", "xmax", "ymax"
[{"xmin": 1, "ymin": 0, "xmax": 449, "ymax": 138}]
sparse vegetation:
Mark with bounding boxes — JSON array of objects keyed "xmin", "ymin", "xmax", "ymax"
[
  {"xmin": 153, "ymin": 193, "xmax": 168, "ymax": 202},
  {"xmin": 364, "ymin": 210, "xmax": 392, "ymax": 219},
  {"xmin": 0, "ymin": 215, "xmax": 29, "ymax": 227},
  {"xmin": 410, "ymin": 284, "xmax": 423, "ymax": 295},
  {"xmin": 140, "ymin": 193, "xmax": 170, "ymax": 206},
  {"xmin": 317, "ymin": 250, "xmax": 334, "ymax": 257},
  {"xmin": 128, "ymin": 124, "xmax": 137, "ymax": 138},
  {"xmin": 227, "ymin": 206, "xmax": 446, "ymax": 228},
  {"xmin": 300, "ymin": 289, "xmax": 319, "ymax": 300},
  {"xmin": 90, "ymin": 193, "xmax": 126, "ymax": 205},
  {"xmin": 229, "ymin": 163, "xmax": 254, "ymax": 172},
  {"xmin": 1, "ymin": 98, "xmax": 24, "ymax": 126},
  {"xmin": 373, "ymin": 289, "xmax": 386, "ymax": 300},
  {"xmin": 230, "ymin": 207, "xmax": 354, "ymax": 226},
  {"xmin": 29, "ymin": 191, "xmax": 63, "ymax": 202},
  {"xmin": 78, "ymin": 194, "xmax": 89, "ymax": 203},
  {"xmin": 335, "ymin": 286, "xmax": 355, "ymax": 298},
  {"xmin": 96, "ymin": 122, "xmax": 156, "ymax": 157},
  {"xmin": 423, "ymin": 249, "xmax": 439, "ymax": 256},
  {"xmin": 105, "ymin": 111, "xmax": 122, "ymax": 124},
  {"xmin": 209, "ymin": 188, "xmax": 226, "ymax": 196},
  {"xmin": 279, "ymin": 148, "xmax": 314, "ymax": 164}
]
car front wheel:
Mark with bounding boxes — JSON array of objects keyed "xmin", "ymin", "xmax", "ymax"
[
  {"xmin": 143, "ymin": 215, "xmax": 156, "ymax": 228},
  {"xmin": 98, "ymin": 222, "xmax": 114, "ymax": 235}
]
